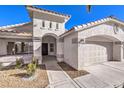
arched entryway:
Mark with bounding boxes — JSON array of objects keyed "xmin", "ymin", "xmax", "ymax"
[
  {"xmin": 79, "ymin": 35, "xmax": 124, "ymax": 66},
  {"xmin": 42, "ymin": 34, "xmax": 58, "ymax": 63}
]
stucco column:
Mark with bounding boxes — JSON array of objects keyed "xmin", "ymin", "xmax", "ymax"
[
  {"xmin": 121, "ymin": 43, "xmax": 124, "ymax": 61},
  {"xmin": 33, "ymin": 37, "xmax": 42, "ymax": 64},
  {"xmin": 113, "ymin": 42, "xmax": 124, "ymax": 61},
  {"xmin": 56, "ymin": 38, "xmax": 64, "ymax": 62}
]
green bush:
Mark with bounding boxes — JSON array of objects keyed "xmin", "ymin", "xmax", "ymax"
[
  {"xmin": 15, "ymin": 58, "xmax": 24, "ymax": 69},
  {"xmin": 27, "ymin": 63, "xmax": 36, "ymax": 76},
  {"xmin": 26, "ymin": 57, "xmax": 38, "ymax": 76}
]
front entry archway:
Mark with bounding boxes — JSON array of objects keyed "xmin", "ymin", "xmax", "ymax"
[{"xmin": 42, "ymin": 34, "xmax": 57, "ymax": 63}]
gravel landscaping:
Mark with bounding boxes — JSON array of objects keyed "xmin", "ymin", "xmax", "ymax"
[
  {"xmin": 0, "ymin": 64, "xmax": 49, "ymax": 88},
  {"xmin": 58, "ymin": 62, "xmax": 89, "ymax": 79}
]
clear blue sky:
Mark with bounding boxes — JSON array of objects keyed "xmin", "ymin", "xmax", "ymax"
[{"xmin": 0, "ymin": 5, "xmax": 124, "ymax": 29}]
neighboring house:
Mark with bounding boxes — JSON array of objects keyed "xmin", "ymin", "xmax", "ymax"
[
  {"xmin": 0, "ymin": 22, "xmax": 33, "ymax": 56},
  {"xmin": 0, "ymin": 6, "xmax": 124, "ymax": 70}
]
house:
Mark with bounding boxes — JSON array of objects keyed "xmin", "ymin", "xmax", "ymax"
[
  {"xmin": 0, "ymin": 6, "xmax": 124, "ymax": 70},
  {"xmin": 0, "ymin": 22, "xmax": 33, "ymax": 56}
]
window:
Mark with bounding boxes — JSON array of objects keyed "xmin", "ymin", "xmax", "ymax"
[
  {"xmin": 56, "ymin": 23, "xmax": 59, "ymax": 29},
  {"xmin": 50, "ymin": 43, "xmax": 54, "ymax": 52},
  {"xmin": 42, "ymin": 21, "xmax": 45, "ymax": 27},
  {"xmin": 49, "ymin": 22, "xmax": 52, "ymax": 28}
]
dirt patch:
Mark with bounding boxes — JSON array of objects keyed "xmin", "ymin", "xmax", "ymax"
[
  {"xmin": 0, "ymin": 64, "xmax": 49, "ymax": 88},
  {"xmin": 58, "ymin": 62, "xmax": 89, "ymax": 79}
]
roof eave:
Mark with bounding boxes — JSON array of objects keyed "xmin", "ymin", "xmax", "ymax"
[
  {"xmin": 60, "ymin": 17, "xmax": 124, "ymax": 37},
  {"xmin": 26, "ymin": 5, "xmax": 71, "ymax": 20},
  {"xmin": 0, "ymin": 22, "xmax": 32, "ymax": 30},
  {"xmin": 74, "ymin": 18, "xmax": 124, "ymax": 32}
]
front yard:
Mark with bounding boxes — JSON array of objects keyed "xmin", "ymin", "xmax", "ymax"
[{"xmin": 0, "ymin": 65, "xmax": 49, "ymax": 88}]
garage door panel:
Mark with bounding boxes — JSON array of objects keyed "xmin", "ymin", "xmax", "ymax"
[{"xmin": 83, "ymin": 43, "xmax": 109, "ymax": 66}]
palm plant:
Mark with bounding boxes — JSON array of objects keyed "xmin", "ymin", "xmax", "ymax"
[{"xmin": 86, "ymin": 5, "xmax": 91, "ymax": 13}]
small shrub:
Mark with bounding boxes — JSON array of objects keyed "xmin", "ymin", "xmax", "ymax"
[
  {"xmin": 26, "ymin": 57, "xmax": 38, "ymax": 76},
  {"xmin": 15, "ymin": 58, "xmax": 24, "ymax": 69},
  {"xmin": 20, "ymin": 58, "xmax": 24, "ymax": 65},
  {"xmin": 27, "ymin": 63, "xmax": 36, "ymax": 76}
]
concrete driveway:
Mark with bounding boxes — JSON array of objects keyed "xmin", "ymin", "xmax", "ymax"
[
  {"xmin": 45, "ymin": 59, "xmax": 124, "ymax": 88},
  {"xmin": 74, "ymin": 62, "xmax": 124, "ymax": 88}
]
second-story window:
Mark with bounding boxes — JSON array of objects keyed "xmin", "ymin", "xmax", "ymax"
[
  {"xmin": 56, "ymin": 23, "xmax": 59, "ymax": 29},
  {"xmin": 42, "ymin": 21, "xmax": 45, "ymax": 27},
  {"xmin": 50, "ymin": 22, "xmax": 52, "ymax": 28}
]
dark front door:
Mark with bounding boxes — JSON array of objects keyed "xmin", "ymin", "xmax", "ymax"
[{"xmin": 42, "ymin": 43, "xmax": 48, "ymax": 55}]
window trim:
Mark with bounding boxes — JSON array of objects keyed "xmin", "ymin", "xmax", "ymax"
[
  {"xmin": 50, "ymin": 43, "xmax": 54, "ymax": 52},
  {"xmin": 42, "ymin": 21, "xmax": 45, "ymax": 27},
  {"xmin": 49, "ymin": 22, "xmax": 52, "ymax": 28},
  {"xmin": 56, "ymin": 23, "xmax": 59, "ymax": 29}
]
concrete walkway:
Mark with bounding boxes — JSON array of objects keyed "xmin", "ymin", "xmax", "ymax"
[
  {"xmin": 44, "ymin": 56, "xmax": 81, "ymax": 88},
  {"xmin": 45, "ymin": 63, "xmax": 81, "ymax": 88}
]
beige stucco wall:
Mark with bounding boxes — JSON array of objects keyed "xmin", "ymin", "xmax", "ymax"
[
  {"xmin": 33, "ymin": 12, "xmax": 66, "ymax": 38},
  {"xmin": 63, "ymin": 22, "xmax": 124, "ymax": 70},
  {"xmin": 123, "ymin": 43, "xmax": 124, "ymax": 59},
  {"xmin": 33, "ymin": 11, "xmax": 67, "ymax": 63},
  {"xmin": 64, "ymin": 32, "xmax": 78, "ymax": 69},
  {"xmin": 0, "ymin": 39, "xmax": 7, "ymax": 55},
  {"xmin": 78, "ymin": 23, "xmax": 124, "ymax": 41}
]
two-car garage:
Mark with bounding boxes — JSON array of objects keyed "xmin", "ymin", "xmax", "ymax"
[
  {"xmin": 63, "ymin": 18, "xmax": 124, "ymax": 70},
  {"xmin": 78, "ymin": 35, "xmax": 123, "ymax": 68}
]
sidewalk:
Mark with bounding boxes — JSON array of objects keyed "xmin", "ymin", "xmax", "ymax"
[{"xmin": 45, "ymin": 61, "xmax": 80, "ymax": 88}]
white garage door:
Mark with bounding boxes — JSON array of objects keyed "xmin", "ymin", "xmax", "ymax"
[{"xmin": 83, "ymin": 44, "xmax": 108, "ymax": 66}]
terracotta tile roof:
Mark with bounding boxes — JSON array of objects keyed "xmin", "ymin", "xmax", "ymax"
[
  {"xmin": 0, "ymin": 22, "xmax": 32, "ymax": 36},
  {"xmin": 26, "ymin": 5, "xmax": 71, "ymax": 18},
  {"xmin": 60, "ymin": 16, "xmax": 124, "ymax": 37},
  {"xmin": 0, "ymin": 22, "xmax": 31, "ymax": 30},
  {"xmin": 73, "ymin": 16, "xmax": 115, "ymax": 30}
]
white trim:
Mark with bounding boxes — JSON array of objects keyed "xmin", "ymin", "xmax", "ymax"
[{"xmin": 0, "ymin": 22, "xmax": 31, "ymax": 30}]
